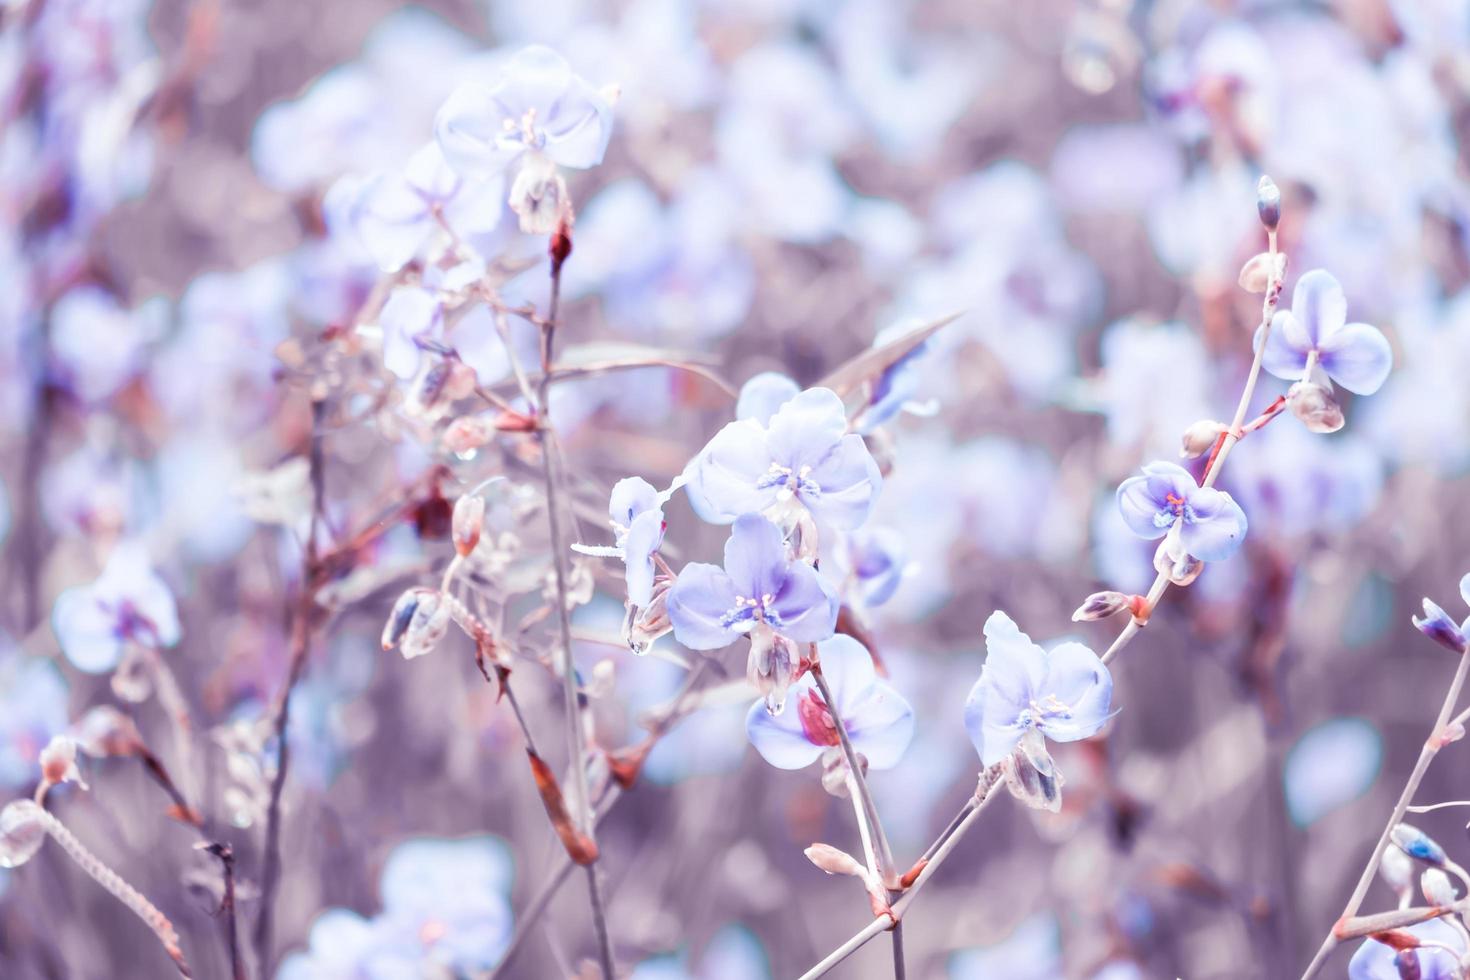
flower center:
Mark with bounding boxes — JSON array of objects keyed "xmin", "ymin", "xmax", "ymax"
[
  {"xmin": 719, "ymin": 593, "xmax": 782, "ymax": 631},
  {"xmin": 1018, "ymin": 693, "xmax": 1073, "ymax": 729},
  {"xmin": 1154, "ymin": 491, "xmax": 1196, "ymax": 529},
  {"xmin": 796, "ymin": 689, "xmax": 842, "ymax": 746},
  {"xmin": 502, "ymin": 108, "xmax": 546, "ymax": 149},
  {"xmin": 755, "ymin": 462, "xmax": 820, "ymax": 500}
]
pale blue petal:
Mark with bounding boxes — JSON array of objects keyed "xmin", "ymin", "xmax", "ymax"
[
  {"xmin": 1178, "ymin": 488, "xmax": 1247, "ymax": 562},
  {"xmin": 622, "ymin": 510, "xmax": 664, "ymax": 608},
  {"xmin": 666, "ymin": 563, "xmax": 741, "ymax": 649},
  {"xmin": 963, "ymin": 672, "xmax": 1025, "ymax": 768},
  {"xmin": 683, "ymin": 420, "xmax": 774, "ymax": 524},
  {"xmin": 769, "ymin": 561, "xmax": 838, "ymax": 644},
  {"xmin": 735, "ymin": 372, "xmax": 800, "ymax": 425},
  {"xmin": 723, "ymin": 514, "xmax": 788, "ymax": 600},
  {"xmin": 745, "ymin": 692, "xmax": 822, "ymax": 770},
  {"xmin": 764, "ymin": 387, "xmax": 848, "ymax": 469},
  {"xmin": 1255, "ymin": 310, "xmax": 1312, "ymax": 382},
  {"xmin": 1037, "ymin": 642, "xmax": 1112, "ymax": 742},
  {"xmin": 805, "ymin": 434, "xmax": 882, "ymax": 531},
  {"xmin": 52, "ymin": 587, "xmax": 123, "ymax": 674},
  {"xmin": 610, "ymin": 477, "xmax": 661, "ymax": 528},
  {"xmin": 848, "ymin": 681, "xmax": 914, "ymax": 770},
  {"xmin": 1291, "ymin": 269, "xmax": 1347, "ymax": 347},
  {"xmin": 1319, "ymin": 321, "xmax": 1392, "ymax": 396}
]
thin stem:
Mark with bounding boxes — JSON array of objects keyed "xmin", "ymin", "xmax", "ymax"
[
  {"xmin": 1300, "ymin": 647, "xmax": 1470, "ymax": 979},
  {"xmin": 799, "ymin": 766, "xmax": 1005, "ymax": 980},
  {"xmin": 812, "ymin": 662, "xmax": 897, "ymax": 887},
  {"xmin": 205, "ymin": 844, "xmax": 245, "ymax": 980},
  {"xmin": 891, "ymin": 922, "xmax": 907, "ymax": 980},
  {"xmin": 1407, "ymin": 800, "xmax": 1470, "ymax": 814},
  {"xmin": 1102, "ymin": 232, "xmax": 1284, "ymax": 668},
  {"xmin": 534, "ymin": 249, "xmax": 616, "ymax": 980}
]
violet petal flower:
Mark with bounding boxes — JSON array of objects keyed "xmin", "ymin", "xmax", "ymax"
[
  {"xmin": 1412, "ymin": 575, "xmax": 1470, "ymax": 654},
  {"xmin": 1255, "ymin": 269, "xmax": 1392, "ymax": 396},
  {"xmin": 963, "ymin": 611, "xmax": 1113, "ymax": 768},
  {"xmin": 52, "ymin": 542, "xmax": 180, "ymax": 674},
  {"xmin": 665, "ymin": 514, "xmax": 837, "ymax": 650},
  {"xmin": 1116, "ymin": 461, "xmax": 1248, "ymax": 563},
  {"xmin": 610, "ymin": 477, "xmax": 665, "ymax": 608},
  {"xmin": 1348, "ymin": 917, "xmax": 1464, "ymax": 980},
  {"xmin": 435, "ymin": 45, "xmax": 614, "ymax": 179},
  {"xmin": 745, "ymin": 635, "xmax": 914, "ymax": 770},
  {"xmin": 684, "ymin": 387, "xmax": 882, "ymax": 531},
  {"xmin": 832, "ymin": 526, "xmax": 907, "ymax": 608}
]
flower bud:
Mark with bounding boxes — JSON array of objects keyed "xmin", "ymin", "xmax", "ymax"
[
  {"xmin": 1180, "ymin": 420, "xmax": 1228, "ymax": 459},
  {"xmin": 40, "ymin": 735, "xmax": 87, "ymax": 791},
  {"xmin": 452, "ymin": 495, "xmax": 485, "ymax": 557},
  {"xmin": 805, "ymin": 842, "xmax": 866, "ymax": 878},
  {"xmin": 1286, "ymin": 380, "xmax": 1345, "ymax": 433},
  {"xmin": 73, "ymin": 706, "xmax": 144, "ymax": 758},
  {"xmin": 1420, "ymin": 867, "xmax": 1457, "ymax": 906},
  {"xmin": 748, "ymin": 628, "xmax": 798, "ymax": 715},
  {"xmin": 400, "ymin": 590, "xmax": 451, "ymax": 660},
  {"xmin": 412, "ymin": 360, "xmax": 454, "ymax": 415},
  {"xmin": 1004, "ymin": 733, "xmax": 1064, "ymax": 813},
  {"xmin": 381, "ymin": 588, "xmax": 425, "ymax": 651},
  {"xmin": 1237, "ymin": 252, "xmax": 1287, "ymax": 294},
  {"xmin": 1072, "ymin": 591, "xmax": 1130, "ymax": 622},
  {"xmin": 1413, "ymin": 599, "xmax": 1469, "ymax": 655},
  {"xmin": 1154, "ymin": 536, "xmax": 1203, "ymax": 586},
  {"xmin": 442, "ymin": 416, "xmax": 495, "ymax": 456},
  {"xmin": 1257, "ymin": 175, "xmax": 1281, "ymax": 231},
  {"xmin": 509, "ymin": 153, "xmax": 570, "ymax": 235},
  {"xmin": 1394, "ymin": 950, "xmax": 1423, "ymax": 980},
  {"xmin": 1391, "ymin": 823, "xmax": 1447, "ymax": 866},
  {"xmin": 1379, "ymin": 843, "xmax": 1415, "ymax": 894},
  {"xmin": 622, "ymin": 588, "xmax": 671, "ymax": 656},
  {"xmin": 0, "ymin": 800, "xmax": 46, "ymax": 868}
]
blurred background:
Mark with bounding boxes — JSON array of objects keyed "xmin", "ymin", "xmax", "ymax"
[{"xmin": 3, "ymin": 0, "xmax": 1470, "ymax": 977}]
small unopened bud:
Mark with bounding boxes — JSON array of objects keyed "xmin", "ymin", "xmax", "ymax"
[
  {"xmin": 0, "ymin": 800, "xmax": 46, "ymax": 868},
  {"xmin": 1391, "ymin": 823, "xmax": 1447, "ymax": 866},
  {"xmin": 1379, "ymin": 843, "xmax": 1416, "ymax": 893},
  {"xmin": 748, "ymin": 629, "xmax": 798, "ymax": 715},
  {"xmin": 550, "ymin": 218, "xmax": 573, "ymax": 275},
  {"xmin": 1072, "ymin": 591, "xmax": 1130, "ymax": 622},
  {"xmin": 1286, "ymin": 380, "xmax": 1344, "ymax": 433},
  {"xmin": 412, "ymin": 360, "xmax": 454, "ymax": 414},
  {"xmin": 39, "ymin": 735, "xmax": 87, "ymax": 792},
  {"xmin": 400, "ymin": 590, "xmax": 451, "ymax": 660},
  {"xmin": 1413, "ymin": 599, "xmax": 1469, "ymax": 655},
  {"xmin": 1434, "ymin": 721, "xmax": 1466, "ymax": 748},
  {"xmin": 1394, "ymin": 949, "xmax": 1423, "ymax": 980},
  {"xmin": 1420, "ymin": 867, "xmax": 1457, "ymax": 906},
  {"xmin": 1257, "ymin": 175, "xmax": 1281, "ymax": 231},
  {"xmin": 1237, "ymin": 251, "xmax": 1287, "ymax": 294},
  {"xmin": 72, "ymin": 707, "xmax": 144, "ymax": 758},
  {"xmin": 805, "ymin": 842, "xmax": 866, "ymax": 878},
  {"xmin": 452, "ymin": 495, "xmax": 484, "ymax": 557},
  {"xmin": 510, "ymin": 154, "xmax": 570, "ymax": 236},
  {"xmin": 1180, "ymin": 420, "xmax": 1228, "ymax": 459},
  {"xmin": 442, "ymin": 416, "xmax": 495, "ymax": 456},
  {"xmin": 381, "ymin": 588, "xmax": 425, "ymax": 650}
]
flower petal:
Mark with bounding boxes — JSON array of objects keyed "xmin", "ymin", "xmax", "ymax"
[
  {"xmin": 722, "ymin": 514, "xmax": 788, "ymax": 600},
  {"xmin": 683, "ymin": 420, "xmax": 775, "ymax": 524},
  {"xmin": 1291, "ymin": 269, "xmax": 1348, "ymax": 348},
  {"xmin": 735, "ymin": 372, "xmax": 801, "ymax": 425},
  {"xmin": 434, "ymin": 83, "xmax": 525, "ymax": 179},
  {"xmin": 52, "ymin": 588, "xmax": 123, "ymax": 674},
  {"xmin": 769, "ymin": 560, "xmax": 839, "ymax": 644},
  {"xmin": 847, "ymin": 682, "xmax": 915, "ymax": 770},
  {"xmin": 1318, "ymin": 321, "xmax": 1392, "ymax": 396},
  {"xmin": 764, "ymin": 387, "xmax": 848, "ymax": 469},
  {"xmin": 812, "ymin": 634, "xmax": 879, "ymax": 712},
  {"xmin": 622, "ymin": 510, "xmax": 664, "ymax": 608},
  {"xmin": 1116, "ymin": 462, "xmax": 1193, "ymax": 540},
  {"xmin": 745, "ymin": 690, "xmax": 823, "ymax": 769},
  {"xmin": 1178, "ymin": 487, "xmax": 1248, "ymax": 562},
  {"xmin": 963, "ymin": 672, "xmax": 1025, "ymax": 768},
  {"xmin": 609, "ymin": 477, "xmax": 661, "ymax": 529},
  {"xmin": 1255, "ymin": 310, "xmax": 1313, "ymax": 382},
  {"xmin": 1037, "ymin": 641, "xmax": 1112, "ymax": 742},
  {"xmin": 805, "ymin": 434, "xmax": 882, "ymax": 531},
  {"xmin": 666, "ymin": 563, "xmax": 741, "ymax": 650}
]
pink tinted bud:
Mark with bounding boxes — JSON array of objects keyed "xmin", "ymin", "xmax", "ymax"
[
  {"xmin": 1257, "ymin": 175, "xmax": 1281, "ymax": 231},
  {"xmin": 804, "ymin": 843, "xmax": 866, "ymax": 878},
  {"xmin": 442, "ymin": 416, "xmax": 495, "ymax": 455},
  {"xmin": 1154, "ymin": 538, "xmax": 1204, "ymax": 586},
  {"xmin": 73, "ymin": 706, "xmax": 144, "ymax": 758},
  {"xmin": 400, "ymin": 590, "xmax": 451, "ymax": 660},
  {"xmin": 1072, "ymin": 591, "xmax": 1130, "ymax": 622},
  {"xmin": 1286, "ymin": 381, "xmax": 1345, "ymax": 434},
  {"xmin": 40, "ymin": 735, "xmax": 87, "ymax": 791},
  {"xmin": 1420, "ymin": 868, "xmax": 1456, "ymax": 906},
  {"xmin": 1180, "ymin": 420, "xmax": 1228, "ymax": 459},
  {"xmin": 444, "ymin": 361, "xmax": 478, "ymax": 401},
  {"xmin": 1237, "ymin": 251, "xmax": 1286, "ymax": 294},
  {"xmin": 452, "ymin": 495, "xmax": 485, "ymax": 557}
]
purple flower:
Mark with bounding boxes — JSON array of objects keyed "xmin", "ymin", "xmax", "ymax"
[
  {"xmin": 573, "ymin": 477, "xmax": 667, "ymax": 608},
  {"xmin": 52, "ymin": 542, "xmax": 180, "ymax": 674},
  {"xmin": 1348, "ymin": 917, "xmax": 1464, "ymax": 979},
  {"xmin": 434, "ymin": 45, "xmax": 613, "ymax": 179},
  {"xmin": 666, "ymin": 514, "xmax": 837, "ymax": 651},
  {"xmin": 1412, "ymin": 574, "xmax": 1470, "ymax": 654},
  {"xmin": 325, "ymin": 142, "xmax": 505, "ymax": 273},
  {"xmin": 0, "ymin": 654, "xmax": 69, "ymax": 791},
  {"xmin": 1256, "ymin": 270, "xmax": 1393, "ymax": 396},
  {"xmin": 829, "ymin": 526, "xmax": 908, "ymax": 609},
  {"xmin": 745, "ymin": 635, "xmax": 913, "ymax": 770},
  {"xmin": 1116, "ymin": 461, "xmax": 1248, "ymax": 563},
  {"xmin": 855, "ymin": 320, "xmax": 937, "ymax": 434},
  {"xmin": 683, "ymin": 388, "xmax": 882, "ymax": 531},
  {"xmin": 375, "ymin": 286, "xmax": 509, "ymax": 386},
  {"xmin": 963, "ymin": 611, "xmax": 1113, "ymax": 768},
  {"xmin": 734, "ymin": 372, "xmax": 800, "ymax": 425}
]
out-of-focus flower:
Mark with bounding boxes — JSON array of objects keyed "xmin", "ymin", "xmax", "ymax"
[
  {"xmin": 1283, "ymin": 718, "xmax": 1382, "ymax": 826},
  {"xmin": 826, "ymin": 526, "xmax": 908, "ymax": 609},
  {"xmin": 325, "ymin": 141, "xmax": 506, "ymax": 272},
  {"xmin": 963, "ymin": 611, "xmax": 1112, "ymax": 769},
  {"xmin": 373, "ymin": 286, "xmax": 509, "ymax": 386},
  {"xmin": 1116, "ymin": 461, "xmax": 1248, "ymax": 563},
  {"xmin": 683, "ymin": 388, "xmax": 882, "ymax": 531},
  {"xmin": 52, "ymin": 542, "xmax": 180, "ymax": 673},
  {"xmin": 1257, "ymin": 270, "xmax": 1393, "ymax": 396},
  {"xmin": 666, "ymin": 515, "xmax": 837, "ymax": 652},
  {"xmin": 38, "ymin": 735, "xmax": 87, "ymax": 793},
  {"xmin": 745, "ymin": 635, "xmax": 913, "ymax": 770},
  {"xmin": 49, "ymin": 288, "xmax": 166, "ymax": 404},
  {"xmin": 0, "ymin": 655, "xmax": 69, "ymax": 791},
  {"xmin": 949, "ymin": 913, "xmax": 1061, "ymax": 980},
  {"xmin": 435, "ymin": 45, "xmax": 613, "ymax": 179},
  {"xmin": 1348, "ymin": 917, "xmax": 1464, "ymax": 979},
  {"xmin": 1412, "ymin": 574, "xmax": 1470, "ymax": 655},
  {"xmin": 854, "ymin": 320, "xmax": 938, "ymax": 434},
  {"xmin": 735, "ymin": 373, "xmax": 801, "ymax": 426}
]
